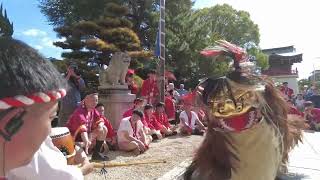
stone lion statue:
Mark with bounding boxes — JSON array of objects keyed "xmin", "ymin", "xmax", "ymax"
[{"xmin": 99, "ymin": 52, "xmax": 131, "ymax": 86}]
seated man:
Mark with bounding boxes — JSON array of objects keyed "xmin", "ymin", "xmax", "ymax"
[
  {"xmin": 304, "ymin": 102, "xmax": 320, "ymax": 130},
  {"xmin": 67, "ymin": 92, "xmax": 108, "ymax": 161},
  {"xmin": 144, "ymin": 104, "xmax": 162, "ymax": 140},
  {"xmin": 153, "ymin": 102, "xmax": 177, "ymax": 136},
  {"xmin": 8, "ymin": 136, "xmax": 93, "ymax": 180},
  {"xmin": 0, "ymin": 37, "xmax": 91, "ymax": 179},
  {"xmin": 117, "ymin": 110, "xmax": 151, "ymax": 155},
  {"xmin": 96, "ymin": 103, "xmax": 117, "ymax": 150},
  {"xmin": 179, "ymin": 102, "xmax": 205, "ymax": 135},
  {"xmin": 123, "ymin": 98, "xmax": 144, "ymax": 118}
]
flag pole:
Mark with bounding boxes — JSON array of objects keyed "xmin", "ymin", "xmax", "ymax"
[{"xmin": 158, "ymin": 0, "xmax": 166, "ymax": 103}]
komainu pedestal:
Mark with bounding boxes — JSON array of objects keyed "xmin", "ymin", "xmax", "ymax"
[{"xmin": 99, "ymin": 86, "xmax": 135, "ymax": 130}]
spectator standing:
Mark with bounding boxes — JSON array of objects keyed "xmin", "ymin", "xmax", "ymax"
[{"xmin": 58, "ymin": 64, "xmax": 86, "ymax": 126}]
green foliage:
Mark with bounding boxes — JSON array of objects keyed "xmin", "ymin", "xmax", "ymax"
[
  {"xmin": 165, "ymin": 3, "xmax": 261, "ymax": 87},
  {"xmin": 247, "ymin": 46, "xmax": 269, "ymax": 70},
  {"xmin": 40, "ymin": 0, "xmax": 263, "ymax": 89},
  {"xmin": 0, "ymin": 4, "xmax": 13, "ymax": 37},
  {"xmin": 298, "ymin": 79, "xmax": 311, "ymax": 91}
]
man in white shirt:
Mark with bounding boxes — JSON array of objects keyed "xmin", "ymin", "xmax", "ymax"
[
  {"xmin": 179, "ymin": 102, "xmax": 205, "ymax": 135},
  {"xmin": 8, "ymin": 136, "xmax": 93, "ymax": 180},
  {"xmin": 117, "ymin": 110, "xmax": 151, "ymax": 155}
]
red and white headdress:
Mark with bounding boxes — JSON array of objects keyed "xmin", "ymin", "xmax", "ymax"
[{"xmin": 0, "ymin": 89, "xmax": 67, "ymax": 110}]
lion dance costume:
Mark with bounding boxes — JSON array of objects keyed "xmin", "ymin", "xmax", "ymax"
[{"xmin": 184, "ymin": 40, "xmax": 305, "ymax": 180}]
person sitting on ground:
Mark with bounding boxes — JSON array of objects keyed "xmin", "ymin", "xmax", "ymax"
[
  {"xmin": 153, "ymin": 102, "xmax": 177, "ymax": 136},
  {"xmin": 304, "ymin": 101, "xmax": 320, "ymax": 131},
  {"xmin": 95, "ymin": 103, "xmax": 117, "ymax": 151},
  {"xmin": 167, "ymin": 82, "xmax": 180, "ymax": 100},
  {"xmin": 66, "ymin": 92, "xmax": 108, "ymax": 161},
  {"xmin": 0, "ymin": 37, "xmax": 92, "ymax": 179},
  {"xmin": 295, "ymin": 93, "xmax": 306, "ymax": 112},
  {"xmin": 117, "ymin": 110, "xmax": 152, "ymax": 155},
  {"xmin": 123, "ymin": 98, "xmax": 144, "ymax": 118},
  {"xmin": 144, "ymin": 104, "xmax": 163, "ymax": 140},
  {"xmin": 177, "ymin": 84, "xmax": 188, "ymax": 96},
  {"xmin": 179, "ymin": 101, "xmax": 206, "ymax": 135}
]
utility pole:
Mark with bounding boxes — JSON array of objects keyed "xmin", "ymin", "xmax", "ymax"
[{"xmin": 158, "ymin": 0, "xmax": 166, "ymax": 103}]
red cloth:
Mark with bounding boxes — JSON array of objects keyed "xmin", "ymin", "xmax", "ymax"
[
  {"xmin": 153, "ymin": 112, "xmax": 170, "ymax": 129},
  {"xmin": 123, "ymin": 107, "xmax": 134, "ymax": 118},
  {"xmin": 141, "ymin": 78, "xmax": 159, "ymax": 104},
  {"xmin": 197, "ymin": 109, "xmax": 205, "ymax": 121},
  {"xmin": 145, "ymin": 113, "xmax": 162, "ymax": 130},
  {"xmin": 289, "ymin": 106, "xmax": 304, "ymax": 117},
  {"xmin": 101, "ymin": 116, "xmax": 116, "ymax": 139},
  {"xmin": 165, "ymin": 96, "xmax": 176, "ymax": 120},
  {"xmin": 280, "ymin": 86, "xmax": 294, "ymax": 98},
  {"xmin": 66, "ymin": 106, "xmax": 103, "ymax": 141},
  {"xmin": 311, "ymin": 108, "xmax": 320, "ymax": 123}
]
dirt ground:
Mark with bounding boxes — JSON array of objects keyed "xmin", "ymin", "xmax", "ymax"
[{"xmin": 85, "ymin": 135, "xmax": 203, "ymax": 180}]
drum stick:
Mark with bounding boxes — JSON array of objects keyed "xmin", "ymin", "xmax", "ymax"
[{"xmin": 92, "ymin": 159, "xmax": 167, "ymax": 168}]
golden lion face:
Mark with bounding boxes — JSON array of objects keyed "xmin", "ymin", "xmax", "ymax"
[{"xmin": 211, "ymin": 88, "xmax": 258, "ymax": 118}]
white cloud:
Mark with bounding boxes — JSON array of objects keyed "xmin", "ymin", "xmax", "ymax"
[
  {"xmin": 22, "ymin": 29, "xmax": 47, "ymax": 37},
  {"xmin": 34, "ymin": 45, "xmax": 43, "ymax": 50},
  {"xmin": 41, "ymin": 37, "xmax": 54, "ymax": 47}
]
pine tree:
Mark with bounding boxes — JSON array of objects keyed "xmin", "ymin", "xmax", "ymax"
[
  {"xmin": 0, "ymin": 4, "xmax": 13, "ymax": 37},
  {"xmin": 54, "ymin": 2, "xmax": 151, "ymax": 67}
]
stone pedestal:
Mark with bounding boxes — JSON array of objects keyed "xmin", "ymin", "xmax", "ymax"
[{"xmin": 99, "ymin": 86, "xmax": 136, "ymax": 131}]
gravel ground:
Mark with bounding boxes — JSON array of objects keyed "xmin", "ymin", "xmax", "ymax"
[{"xmin": 85, "ymin": 135, "xmax": 203, "ymax": 180}]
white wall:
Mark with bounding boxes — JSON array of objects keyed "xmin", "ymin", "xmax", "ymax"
[{"xmin": 271, "ymin": 75, "xmax": 299, "ymax": 95}]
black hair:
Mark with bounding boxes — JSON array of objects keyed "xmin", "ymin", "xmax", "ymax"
[
  {"xmin": 82, "ymin": 89, "xmax": 98, "ymax": 99},
  {"xmin": 156, "ymin": 102, "xmax": 165, "ymax": 108},
  {"xmin": 96, "ymin": 103, "xmax": 104, "ymax": 108},
  {"xmin": 132, "ymin": 110, "xmax": 144, "ymax": 118},
  {"xmin": 133, "ymin": 98, "xmax": 144, "ymax": 104},
  {"xmin": 200, "ymin": 69, "xmax": 255, "ymax": 106},
  {"xmin": 0, "ymin": 37, "xmax": 67, "ymax": 99},
  {"xmin": 144, "ymin": 104, "xmax": 153, "ymax": 110}
]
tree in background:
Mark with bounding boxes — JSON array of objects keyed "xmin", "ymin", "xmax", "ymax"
[
  {"xmin": 39, "ymin": 0, "xmax": 158, "ymax": 50},
  {"xmin": 51, "ymin": 2, "xmax": 151, "ymax": 87},
  {"xmin": 0, "ymin": 4, "xmax": 13, "ymax": 37},
  {"xmin": 40, "ymin": 1, "xmax": 266, "ymax": 88},
  {"xmin": 165, "ymin": 3, "xmax": 264, "ymax": 87}
]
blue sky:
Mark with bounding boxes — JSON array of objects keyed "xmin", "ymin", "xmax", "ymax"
[
  {"xmin": 0, "ymin": 0, "xmax": 212, "ymax": 59},
  {"xmin": 1, "ymin": 0, "xmax": 320, "ymax": 78}
]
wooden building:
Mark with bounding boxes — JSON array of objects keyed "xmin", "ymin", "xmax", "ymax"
[{"xmin": 262, "ymin": 46, "xmax": 303, "ymax": 94}]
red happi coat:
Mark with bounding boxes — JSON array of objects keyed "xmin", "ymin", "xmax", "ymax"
[
  {"xmin": 153, "ymin": 112, "xmax": 170, "ymax": 129},
  {"xmin": 280, "ymin": 86, "xmax": 294, "ymax": 99},
  {"xmin": 141, "ymin": 78, "xmax": 159, "ymax": 104},
  {"xmin": 123, "ymin": 107, "xmax": 134, "ymax": 118},
  {"xmin": 165, "ymin": 96, "xmax": 176, "ymax": 120},
  {"xmin": 144, "ymin": 113, "xmax": 161, "ymax": 130},
  {"xmin": 101, "ymin": 116, "xmax": 116, "ymax": 139},
  {"xmin": 66, "ymin": 106, "xmax": 104, "ymax": 141}
]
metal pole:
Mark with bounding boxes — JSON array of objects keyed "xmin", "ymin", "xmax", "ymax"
[{"xmin": 158, "ymin": 0, "xmax": 166, "ymax": 103}]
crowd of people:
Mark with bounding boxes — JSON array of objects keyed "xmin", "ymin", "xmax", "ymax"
[
  {"xmin": 280, "ymin": 82, "xmax": 320, "ymax": 131},
  {"xmin": 0, "ymin": 37, "xmax": 208, "ymax": 179},
  {"xmin": 61, "ymin": 71, "xmax": 207, "ymax": 159},
  {"xmin": 1, "ymin": 36, "xmax": 315, "ymax": 180}
]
